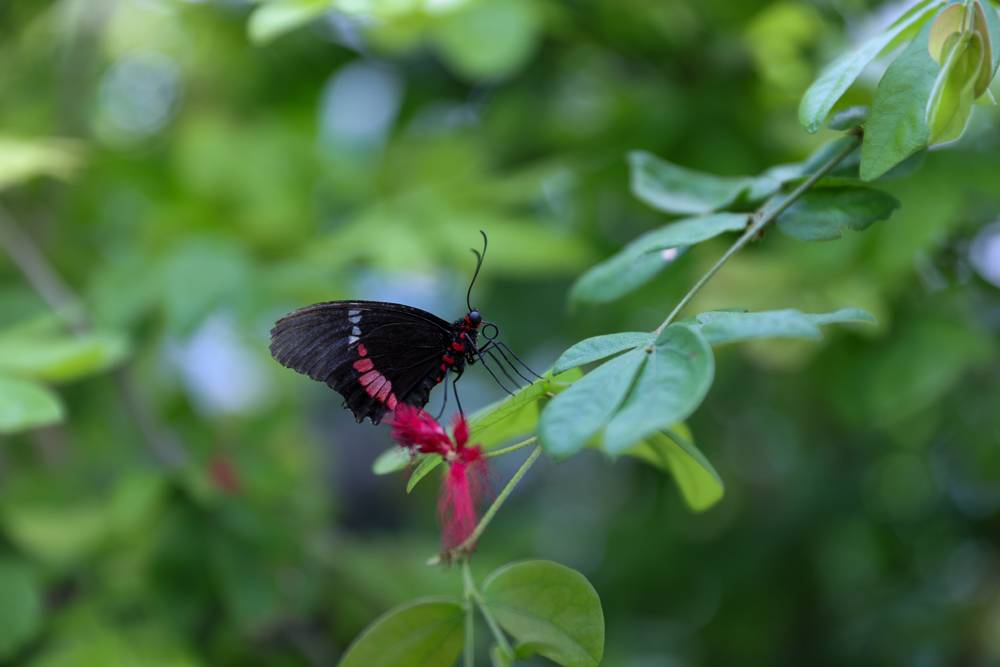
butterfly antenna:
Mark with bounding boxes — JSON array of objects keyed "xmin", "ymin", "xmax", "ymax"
[{"xmin": 466, "ymin": 230, "xmax": 488, "ymax": 312}]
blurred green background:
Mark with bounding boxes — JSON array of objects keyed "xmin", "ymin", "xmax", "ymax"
[{"xmin": 1, "ymin": 0, "xmax": 1000, "ymax": 664}]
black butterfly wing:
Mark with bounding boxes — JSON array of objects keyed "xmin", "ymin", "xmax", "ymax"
[{"xmin": 269, "ymin": 300, "xmax": 452, "ymax": 424}]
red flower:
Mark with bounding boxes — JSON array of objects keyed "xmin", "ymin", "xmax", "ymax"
[
  {"xmin": 390, "ymin": 405, "xmax": 488, "ymax": 551},
  {"xmin": 208, "ymin": 454, "xmax": 240, "ymax": 495}
]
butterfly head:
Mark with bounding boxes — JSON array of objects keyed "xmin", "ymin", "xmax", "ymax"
[{"xmin": 466, "ymin": 310, "xmax": 482, "ymax": 328}]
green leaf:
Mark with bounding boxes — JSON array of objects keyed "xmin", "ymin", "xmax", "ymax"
[
  {"xmin": 626, "ymin": 213, "xmax": 751, "ymax": 255},
  {"xmin": 927, "ymin": 31, "xmax": 986, "ymax": 145},
  {"xmin": 860, "ymin": 19, "xmax": 939, "ymax": 181},
  {"xmin": 568, "ymin": 246, "xmax": 682, "ymax": 305},
  {"xmin": 0, "ymin": 376, "xmax": 63, "ymax": 435},
  {"xmin": 0, "ymin": 558, "xmax": 43, "ymax": 659},
  {"xmin": 929, "ymin": 5, "xmax": 967, "ymax": 62},
  {"xmin": 373, "ymin": 447, "xmax": 413, "ymax": 476},
  {"xmin": 3, "ymin": 502, "xmax": 108, "ymax": 567},
  {"xmin": 406, "ymin": 456, "xmax": 441, "ymax": 494},
  {"xmin": 927, "ymin": 2, "xmax": 993, "ymax": 96},
  {"xmin": 539, "ymin": 350, "xmax": 646, "ymax": 458},
  {"xmin": 491, "ymin": 644, "xmax": 515, "ymax": 667},
  {"xmin": 776, "ymin": 186, "xmax": 900, "ymax": 240},
  {"xmin": 977, "ymin": 0, "xmax": 1000, "ymax": 81},
  {"xmin": 569, "ymin": 213, "xmax": 748, "ymax": 304},
  {"xmin": 0, "ymin": 331, "xmax": 128, "ymax": 383},
  {"xmin": 798, "ymin": 1, "xmax": 942, "ymax": 132},
  {"xmin": 552, "ymin": 332, "xmax": 654, "ymax": 374},
  {"xmin": 0, "ymin": 137, "xmax": 82, "ymax": 191},
  {"xmin": 161, "ymin": 238, "xmax": 254, "ymax": 335},
  {"xmin": 827, "ymin": 105, "xmax": 868, "ymax": 130},
  {"xmin": 247, "ymin": 0, "xmax": 330, "ymax": 45},
  {"xmin": 629, "ymin": 151, "xmax": 752, "ymax": 215},
  {"xmin": 468, "ymin": 368, "xmax": 582, "ymax": 450},
  {"xmin": 338, "ymin": 598, "xmax": 465, "ymax": 667},
  {"xmin": 482, "ymin": 561, "xmax": 604, "ymax": 667},
  {"xmin": 687, "ymin": 308, "xmax": 875, "ymax": 345},
  {"xmin": 625, "ymin": 429, "xmax": 724, "ymax": 512},
  {"xmin": 602, "ymin": 325, "xmax": 714, "ymax": 455},
  {"xmin": 433, "ymin": 0, "xmax": 540, "ymax": 81}
]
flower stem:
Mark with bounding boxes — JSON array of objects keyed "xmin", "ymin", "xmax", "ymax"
[
  {"xmin": 449, "ymin": 446, "xmax": 541, "ymax": 558},
  {"xmin": 486, "ymin": 436, "xmax": 537, "ymax": 459},
  {"xmin": 462, "ymin": 560, "xmax": 476, "ymax": 667},
  {"xmin": 653, "ymin": 133, "xmax": 862, "ymax": 334},
  {"xmin": 462, "ymin": 559, "xmax": 514, "ymax": 661}
]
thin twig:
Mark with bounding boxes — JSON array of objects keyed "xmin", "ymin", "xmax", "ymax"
[
  {"xmin": 486, "ymin": 436, "xmax": 537, "ymax": 458},
  {"xmin": 0, "ymin": 205, "xmax": 88, "ymax": 333},
  {"xmin": 0, "ymin": 204, "xmax": 187, "ymax": 467},
  {"xmin": 654, "ymin": 133, "xmax": 862, "ymax": 334}
]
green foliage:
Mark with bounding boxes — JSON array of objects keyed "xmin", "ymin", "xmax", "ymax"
[
  {"xmin": 776, "ymin": 186, "xmax": 900, "ymax": 240},
  {"xmin": 601, "ymin": 325, "xmax": 714, "ymax": 455},
  {"xmin": 686, "ymin": 308, "xmax": 875, "ymax": 345},
  {"xmin": 625, "ymin": 428, "xmax": 723, "ymax": 512},
  {"xmin": 1, "ymin": 0, "xmax": 998, "ymax": 664},
  {"xmin": 804, "ymin": 0, "xmax": 1000, "ymax": 178},
  {"xmin": 248, "ymin": 0, "xmax": 541, "ymax": 81},
  {"xmin": 406, "ymin": 455, "xmax": 442, "ymax": 494},
  {"xmin": 551, "ymin": 332, "xmax": 654, "ymax": 374},
  {"xmin": 0, "ymin": 138, "xmax": 81, "ymax": 191},
  {"xmin": 248, "ymin": 0, "xmax": 330, "ymax": 44},
  {"xmin": 860, "ymin": 21, "xmax": 940, "ymax": 180},
  {"xmin": 0, "ymin": 321, "xmax": 128, "ymax": 434},
  {"xmin": 0, "ymin": 557, "xmax": 42, "ymax": 659},
  {"xmin": 928, "ymin": 31, "xmax": 985, "ymax": 144},
  {"xmin": 337, "ymin": 598, "xmax": 466, "ymax": 667},
  {"xmin": 481, "ymin": 561, "xmax": 604, "ymax": 667},
  {"xmin": 629, "ymin": 152, "xmax": 757, "ymax": 215},
  {"xmin": 539, "ymin": 349, "xmax": 646, "ymax": 458},
  {"xmin": 0, "ymin": 376, "xmax": 63, "ymax": 435},
  {"xmin": 432, "ymin": 0, "xmax": 540, "ymax": 81},
  {"xmin": 570, "ymin": 214, "xmax": 748, "ymax": 304},
  {"xmin": 0, "ymin": 329, "xmax": 127, "ymax": 383},
  {"xmin": 798, "ymin": 0, "xmax": 944, "ymax": 132}
]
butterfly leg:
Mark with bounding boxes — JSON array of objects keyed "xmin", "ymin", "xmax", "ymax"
[
  {"xmin": 486, "ymin": 348, "xmax": 526, "ymax": 390},
  {"xmin": 472, "ymin": 347, "xmax": 517, "ymax": 396},
  {"xmin": 493, "ymin": 341, "xmax": 544, "ymax": 380},
  {"xmin": 435, "ymin": 372, "xmax": 450, "ymax": 420},
  {"xmin": 452, "ymin": 370, "xmax": 465, "ymax": 417},
  {"xmin": 482, "ymin": 342, "xmax": 534, "ymax": 386}
]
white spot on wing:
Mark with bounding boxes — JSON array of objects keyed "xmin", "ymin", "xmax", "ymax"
[
  {"xmin": 348, "ymin": 335, "xmax": 359, "ymax": 344},
  {"xmin": 348, "ymin": 309, "xmax": 361, "ymax": 316},
  {"xmin": 351, "ymin": 326, "xmax": 361, "ymax": 336},
  {"xmin": 348, "ymin": 314, "xmax": 361, "ymax": 324}
]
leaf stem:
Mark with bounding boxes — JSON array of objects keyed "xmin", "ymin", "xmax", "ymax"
[
  {"xmin": 653, "ymin": 133, "xmax": 862, "ymax": 334},
  {"xmin": 448, "ymin": 446, "xmax": 541, "ymax": 559},
  {"xmin": 474, "ymin": 591, "xmax": 515, "ymax": 660},
  {"xmin": 486, "ymin": 436, "xmax": 537, "ymax": 459}
]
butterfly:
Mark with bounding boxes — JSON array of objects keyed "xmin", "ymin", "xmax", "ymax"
[{"xmin": 269, "ymin": 232, "xmax": 540, "ymax": 425}]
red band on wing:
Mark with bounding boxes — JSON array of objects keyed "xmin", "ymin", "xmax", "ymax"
[
  {"xmin": 376, "ymin": 380, "xmax": 393, "ymax": 402},
  {"xmin": 365, "ymin": 375, "xmax": 387, "ymax": 397},
  {"xmin": 353, "ymin": 358, "xmax": 374, "ymax": 372}
]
